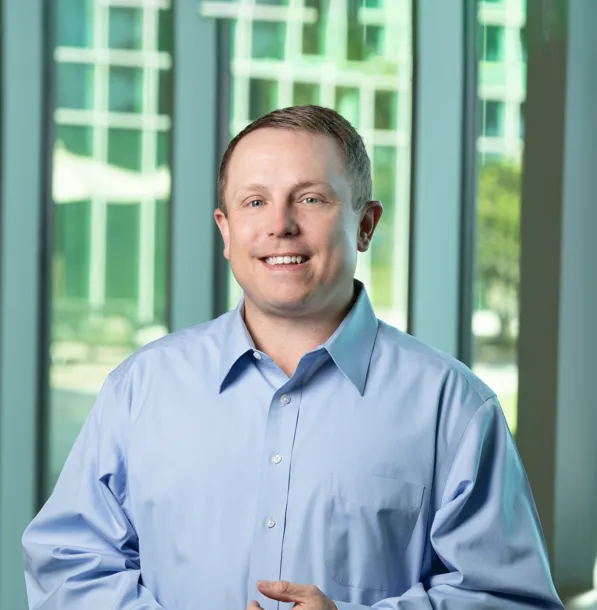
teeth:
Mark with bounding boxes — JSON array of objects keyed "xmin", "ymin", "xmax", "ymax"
[{"xmin": 265, "ymin": 255, "xmax": 305, "ymax": 265}]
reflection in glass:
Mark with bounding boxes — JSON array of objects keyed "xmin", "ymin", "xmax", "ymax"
[
  {"xmin": 57, "ymin": 64, "xmax": 94, "ymax": 110},
  {"xmin": 252, "ymin": 21, "xmax": 287, "ymax": 59},
  {"xmin": 48, "ymin": 1, "xmax": 173, "ymax": 494},
  {"xmin": 302, "ymin": 19, "xmax": 325, "ymax": 55},
  {"xmin": 473, "ymin": 0, "xmax": 527, "ymax": 434},
  {"xmin": 374, "ymin": 90, "xmax": 398, "ymax": 130},
  {"xmin": 108, "ymin": 128, "xmax": 142, "ymax": 171},
  {"xmin": 206, "ymin": 0, "xmax": 413, "ymax": 329},
  {"xmin": 56, "ymin": 0, "xmax": 94, "ymax": 48},
  {"xmin": 335, "ymin": 87, "xmax": 360, "ymax": 128},
  {"xmin": 109, "ymin": 7, "xmax": 143, "ymax": 50},
  {"xmin": 109, "ymin": 67, "xmax": 144, "ymax": 114},
  {"xmin": 484, "ymin": 25, "xmax": 504, "ymax": 61},
  {"xmin": 484, "ymin": 100, "xmax": 504, "ymax": 137},
  {"xmin": 249, "ymin": 79, "xmax": 278, "ymax": 120},
  {"xmin": 105, "ymin": 205, "xmax": 140, "ymax": 304},
  {"xmin": 293, "ymin": 82, "xmax": 319, "ymax": 106},
  {"xmin": 371, "ymin": 146, "xmax": 397, "ymax": 309}
]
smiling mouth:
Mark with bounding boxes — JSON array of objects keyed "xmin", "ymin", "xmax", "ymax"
[{"xmin": 260, "ymin": 255, "xmax": 309, "ymax": 266}]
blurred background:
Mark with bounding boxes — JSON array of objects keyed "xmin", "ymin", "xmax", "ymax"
[{"xmin": 0, "ymin": 0, "xmax": 595, "ymax": 608}]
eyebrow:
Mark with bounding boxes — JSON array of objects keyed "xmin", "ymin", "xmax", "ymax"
[{"xmin": 233, "ymin": 181, "xmax": 336, "ymax": 198}]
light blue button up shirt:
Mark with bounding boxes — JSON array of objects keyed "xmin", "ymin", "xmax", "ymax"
[{"xmin": 23, "ymin": 283, "xmax": 563, "ymax": 609}]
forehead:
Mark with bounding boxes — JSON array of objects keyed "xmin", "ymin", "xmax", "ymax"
[{"xmin": 226, "ymin": 128, "xmax": 346, "ymax": 186}]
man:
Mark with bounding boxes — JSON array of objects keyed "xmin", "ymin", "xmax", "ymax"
[{"xmin": 22, "ymin": 105, "xmax": 563, "ymax": 609}]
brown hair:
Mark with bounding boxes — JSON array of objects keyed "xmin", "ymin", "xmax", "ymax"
[{"xmin": 217, "ymin": 105, "xmax": 372, "ymax": 213}]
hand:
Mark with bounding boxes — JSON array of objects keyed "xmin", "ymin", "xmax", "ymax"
[{"xmin": 246, "ymin": 581, "xmax": 338, "ymax": 609}]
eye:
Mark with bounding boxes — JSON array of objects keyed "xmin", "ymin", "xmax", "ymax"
[
  {"xmin": 302, "ymin": 196, "xmax": 320, "ymax": 205},
  {"xmin": 249, "ymin": 199, "xmax": 265, "ymax": 208}
]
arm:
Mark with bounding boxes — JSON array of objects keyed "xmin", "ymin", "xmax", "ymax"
[
  {"xmin": 22, "ymin": 373, "xmax": 164, "ymax": 609},
  {"xmin": 333, "ymin": 400, "xmax": 563, "ymax": 609}
]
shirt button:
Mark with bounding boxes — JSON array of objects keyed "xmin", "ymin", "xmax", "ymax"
[
  {"xmin": 280, "ymin": 394, "xmax": 291, "ymax": 405},
  {"xmin": 253, "ymin": 351, "xmax": 262, "ymax": 360},
  {"xmin": 266, "ymin": 517, "xmax": 276, "ymax": 529},
  {"xmin": 271, "ymin": 454, "xmax": 282, "ymax": 464}
]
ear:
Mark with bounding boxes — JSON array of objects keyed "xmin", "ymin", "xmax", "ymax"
[
  {"xmin": 214, "ymin": 208, "xmax": 231, "ymax": 260},
  {"xmin": 357, "ymin": 200, "xmax": 383, "ymax": 252}
]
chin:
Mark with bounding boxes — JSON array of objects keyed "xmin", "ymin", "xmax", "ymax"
[
  {"xmin": 265, "ymin": 298, "xmax": 311, "ymax": 314},
  {"xmin": 255, "ymin": 292, "xmax": 315, "ymax": 316}
]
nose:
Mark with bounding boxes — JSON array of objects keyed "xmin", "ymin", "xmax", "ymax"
[{"xmin": 267, "ymin": 202, "xmax": 299, "ymax": 238}]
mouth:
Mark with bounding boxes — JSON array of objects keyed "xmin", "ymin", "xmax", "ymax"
[{"xmin": 259, "ymin": 254, "xmax": 310, "ymax": 268}]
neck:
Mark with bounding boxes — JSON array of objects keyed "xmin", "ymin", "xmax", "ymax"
[{"xmin": 242, "ymin": 288, "xmax": 356, "ymax": 377}]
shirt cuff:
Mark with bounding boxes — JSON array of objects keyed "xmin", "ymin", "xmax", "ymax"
[{"xmin": 333, "ymin": 601, "xmax": 370, "ymax": 610}]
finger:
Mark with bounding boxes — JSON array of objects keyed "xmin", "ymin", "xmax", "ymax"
[
  {"xmin": 257, "ymin": 580, "xmax": 318, "ymax": 603},
  {"xmin": 247, "ymin": 601, "xmax": 263, "ymax": 610}
]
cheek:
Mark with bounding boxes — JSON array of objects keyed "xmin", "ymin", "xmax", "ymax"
[
  {"xmin": 228, "ymin": 220, "xmax": 258, "ymax": 257},
  {"xmin": 321, "ymin": 220, "xmax": 358, "ymax": 256}
]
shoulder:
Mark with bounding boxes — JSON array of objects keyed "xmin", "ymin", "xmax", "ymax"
[
  {"xmin": 105, "ymin": 310, "xmax": 234, "ymax": 389},
  {"xmin": 376, "ymin": 320, "xmax": 495, "ymax": 403},
  {"xmin": 373, "ymin": 320, "xmax": 498, "ymax": 440},
  {"xmin": 374, "ymin": 321, "xmax": 508, "ymax": 493}
]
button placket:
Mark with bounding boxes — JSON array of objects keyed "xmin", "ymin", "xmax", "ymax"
[{"xmin": 247, "ymin": 385, "xmax": 302, "ymax": 599}]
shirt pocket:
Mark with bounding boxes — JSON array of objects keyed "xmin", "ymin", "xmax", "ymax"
[{"xmin": 326, "ymin": 471, "xmax": 424, "ymax": 592}]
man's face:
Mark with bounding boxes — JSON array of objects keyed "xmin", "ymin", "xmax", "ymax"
[{"xmin": 214, "ymin": 128, "xmax": 381, "ymax": 318}]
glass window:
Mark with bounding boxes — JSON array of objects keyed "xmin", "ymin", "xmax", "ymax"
[
  {"xmin": 484, "ymin": 25, "xmax": 504, "ymax": 61},
  {"xmin": 365, "ymin": 26, "xmax": 384, "ymax": 58},
  {"xmin": 371, "ymin": 146, "xmax": 397, "ymax": 310},
  {"xmin": 374, "ymin": 90, "xmax": 398, "ymax": 130},
  {"xmin": 473, "ymin": 3, "xmax": 527, "ymax": 435},
  {"xmin": 346, "ymin": 1, "xmax": 385, "ymax": 61},
  {"xmin": 154, "ymin": 200, "xmax": 169, "ymax": 323},
  {"xmin": 158, "ymin": 9, "xmax": 173, "ymax": 53},
  {"xmin": 107, "ymin": 128, "xmax": 142, "ymax": 171},
  {"xmin": 252, "ymin": 21, "xmax": 286, "ymax": 60},
  {"xmin": 56, "ymin": 124, "xmax": 93, "ymax": 157},
  {"xmin": 56, "ymin": 0, "xmax": 94, "ymax": 48},
  {"xmin": 484, "ymin": 100, "xmax": 504, "ymax": 137},
  {"xmin": 293, "ymin": 82, "xmax": 319, "ymax": 106},
  {"xmin": 520, "ymin": 27, "xmax": 527, "ymax": 62},
  {"xmin": 105, "ymin": 205, "xmax": 140, "ymax": 303},
  {"xmin": 56, "ymin": 63, "xmax": 94, "ymax": 110},
  {"xmin": 249, "ymin": 79, "xmax": 278, "ymax": 120},
  {"xmin": 47, "ymin": 2, "xmax": 173, "ymax": 495},
  {"xmin": 158, "ymin": 69, "xmax": 172, "ymax": 116},
  {"xmin": 109, "ymin": 7, "xmax": 143, "ymax": 50},
  {"xmin": 54, "ymin": 201, "xmax": 91, "ymax": 301},
  {"xmin": 335, "ymin": 87, "xmax": 360, "ymax": 128},
  {"xmin": 346, "ymin": 23, "xmax": 365, "ymax": 61},
  {"xmin": 302, "ymin": 20, "xmax": 325, "ymax": 56},
  {"xmin": 203, "ymin": 0, "xmax": 412, "ymax": 329},
  {"xmin": 157, "ymin": 131, "xmax": 169, "ymax": 167},
  {"xmin": 109, "ymin": 67, "xmax": 144, "ymax": 114}
]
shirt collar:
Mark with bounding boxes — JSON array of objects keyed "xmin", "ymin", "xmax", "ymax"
[
  {"xmin": 217, "ymin": 300, "xmax": 257, "ymax": 393},
  {"xmin": 322, "ymin": 281, "xmax": 379, "ymax": 395},
  {"xmin": 218, "ymin": 280, "xmax": 379, "ymax": 395}
]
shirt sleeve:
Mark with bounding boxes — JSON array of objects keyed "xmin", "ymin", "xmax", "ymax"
[
  {"xmin": 333, "ymin": 399, "xmax": 564, "ymax": 610},
  {"xmin": 22, "ymin": 372, "xmax": 165, "ymax": 610}
]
